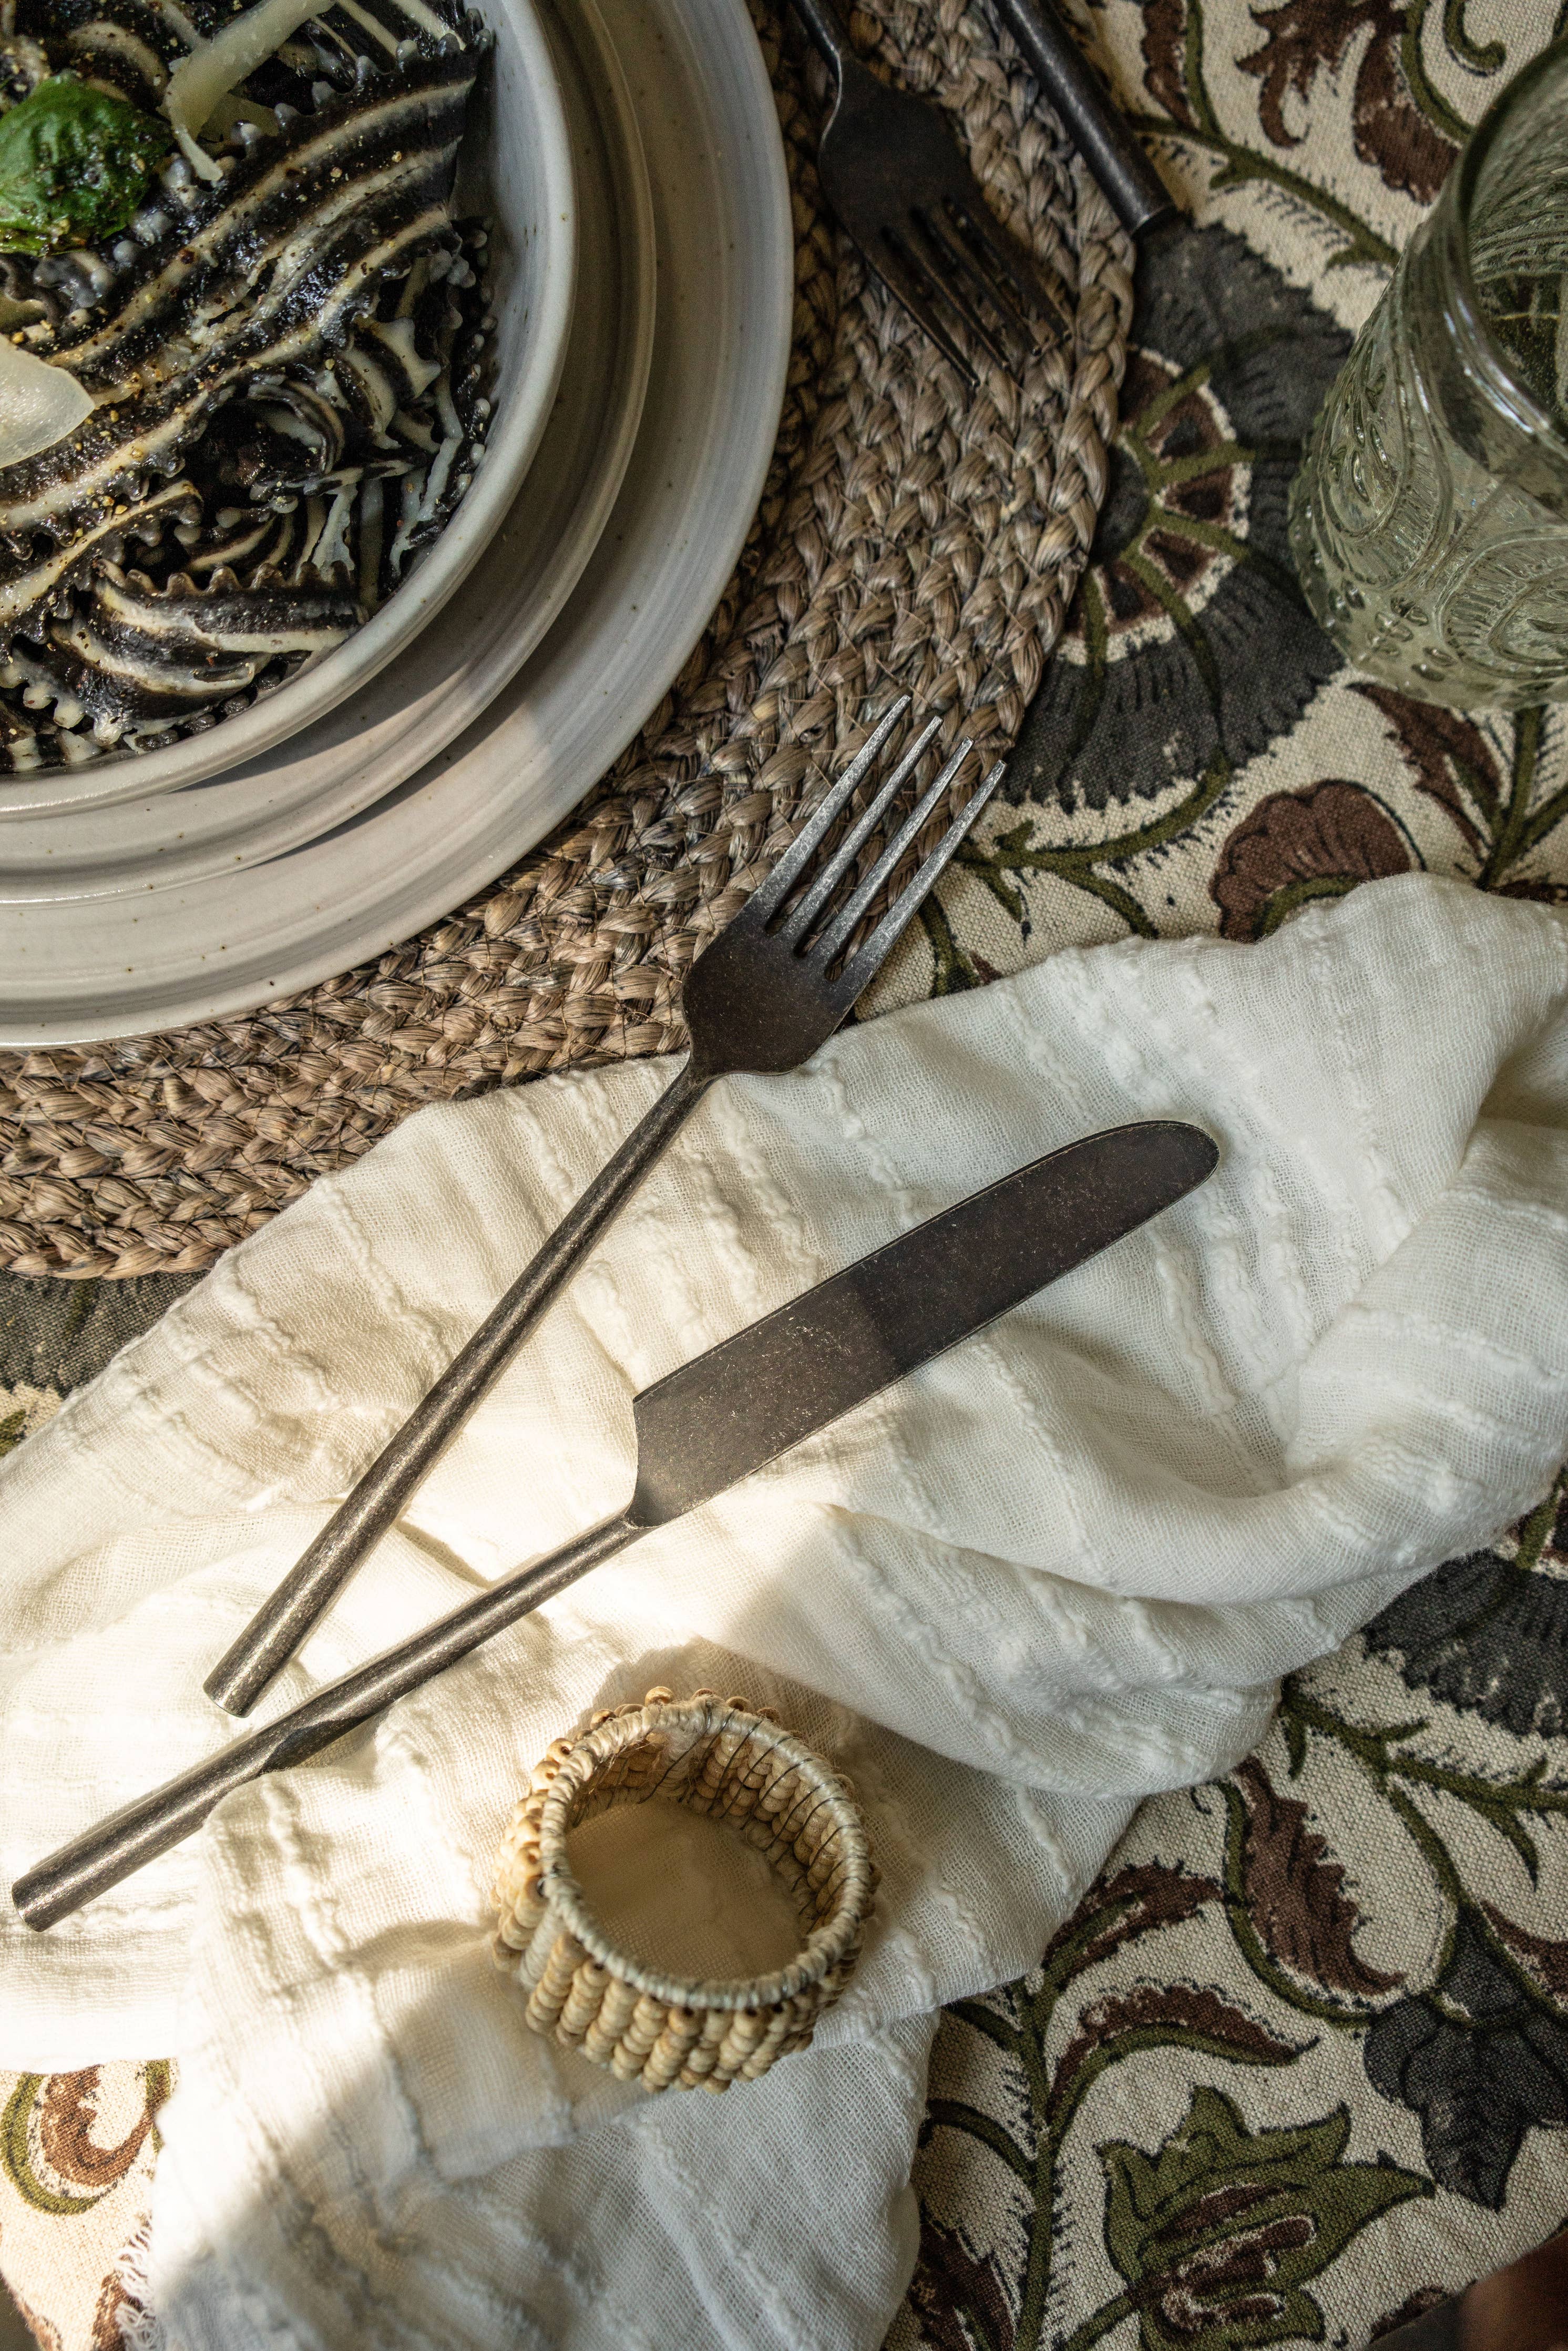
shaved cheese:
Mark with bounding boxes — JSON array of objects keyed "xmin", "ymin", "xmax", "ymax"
[
  {"xmin": 163, "ymin": 0, "xmax": 327, "ymax": 181},
  {"xmin": 0, "ymin": 334, "xmax": 93, "ymax": 467},
  {"xmin": 200, "ymin": 92, "xmax": 283, "ymax": 137},
  {"xmin": 382, "ymin": 0, "xmax": 452, "ymax": 42},
  {"xmin": 165, "ymin": 0, "xmax": 456, "ymax": 184}
]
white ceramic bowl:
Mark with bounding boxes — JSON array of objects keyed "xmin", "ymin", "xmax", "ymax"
[
  {"xmin": 0, "ymin": 0, "xmax": 655, "ymax": 903},
  {"xmin": 0, "ymin": 0, "xmax": 577, "ymax": 821},
  {"xmin": 0, "ymin": 0, "xmax": 793, "ymax": 1041}
]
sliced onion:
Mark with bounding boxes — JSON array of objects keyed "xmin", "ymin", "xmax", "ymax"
[
  {"xmin": 164, "ymin": 0, "xmax": 329, "ymax": 181},
  {"xmin": 165, "ymin": 0, "xmax": 457, "ymax": 183},
  {"xmin": 0, "ymin": 335, "xmax": 94, "ymax": 468}
]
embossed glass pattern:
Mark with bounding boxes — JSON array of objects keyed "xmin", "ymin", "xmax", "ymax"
[{"xmin": 1289, "ymin": 39, "xmax": 1568, "ymax": 708}]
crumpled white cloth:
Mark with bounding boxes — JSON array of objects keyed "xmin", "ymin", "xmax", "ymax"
[{"xmin": 2, "ymin": 873, "xmax": 1567, "ymax": 2349}]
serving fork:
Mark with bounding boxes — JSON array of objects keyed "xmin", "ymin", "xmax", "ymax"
[
  {"xmin": 790, "ymin": 0, "xmax": 1176, "ymax": 385},
  {"xmin": 204, "ymin": 700, "xmax": 1006, "ymax": 1716},
  {"xmin": 792, "ymin": 0, "xmax": 1069, "ymax": 383}
]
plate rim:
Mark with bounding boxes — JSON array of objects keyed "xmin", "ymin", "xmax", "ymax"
[
  {"xmin": 0, "ymin": 0, "xmax": 581, "ymax": 822},
  {"xmin": 0, "ymin": 0, "xmax": 794, "ymax": 1043},
  {"xmin": 0, "ymin": 0, "xmax": 657, "ymax": 903}
]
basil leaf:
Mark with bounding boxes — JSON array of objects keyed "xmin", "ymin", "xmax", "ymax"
[{"xmin": 0, "ymin": 74, "xmax": 172, "ymax": 255}]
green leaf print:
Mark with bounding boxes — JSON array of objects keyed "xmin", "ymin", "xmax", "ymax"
[{"xmin": 1093, "ymin": 2086, "xmax": 1431, "ymax": 2351}]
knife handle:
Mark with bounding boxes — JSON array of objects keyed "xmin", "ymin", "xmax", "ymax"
[
  {"xmin": 991, "ymin": 0, "xmax": 1176, "ymax": 238},
  {"xmin": 202, "ymin": 1059, "xmax": 711, "ymax": 1719},
  {"xmin": 13, "ymin": 1512, "xmax": 641, "ymax": 1933}
]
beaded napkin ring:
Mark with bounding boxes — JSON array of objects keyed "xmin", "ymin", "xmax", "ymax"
[{"xmin": 491, "ymin": 1688, "xmax": 877, "ymax": 2092}]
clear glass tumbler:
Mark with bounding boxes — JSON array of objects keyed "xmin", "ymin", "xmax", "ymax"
[{"xmin": 1288, "ymin": 38, "xmax": 1568, "ymax": 709}]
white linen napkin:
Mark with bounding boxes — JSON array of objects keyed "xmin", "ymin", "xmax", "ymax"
[{"xmin": 2, "ymin": 872, "xmax": 1566, "ymax": 2348}]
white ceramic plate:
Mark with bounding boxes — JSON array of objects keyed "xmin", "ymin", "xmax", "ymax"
[
  {"xmin": 0, "ymin": 0, "xmax": 654, "ymax": 901},
  {"xmin": 0, "ymin": 0, "xmax": 579, "ymax": 820},
  {"xmin": 0, "ymin": 0, "xmax": 792, "ymax": 1041}
]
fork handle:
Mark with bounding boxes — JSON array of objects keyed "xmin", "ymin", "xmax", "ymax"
[
  {"xmin": 201, "ymin": 1060, "xmax": 712, "ymax": 1718},
  {"xmin": 990, "ymin": 0, "xmax": 1176, "ymax": 238},
  {"xmin": 788, "ymin": 0, "xmax": 857, "ymax": 85},
  {"xmin": 16, "ymin": 1511, "xmax": 642, "ymax": 1931}
]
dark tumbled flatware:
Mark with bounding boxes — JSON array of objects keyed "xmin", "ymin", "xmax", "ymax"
[
  {"xmin": 14, "ymin": 1118, "xmax": 1218, "ymax": 1930},
  {"xmin": 204, "ymin": 699, "xmax": 1006, "ymax": 1717},
  {"xmin": 990, "ymin": 0, "xmax": 1175, "ymax": 240},
  {"xmin": 790, "ymin": 0, "xmax": 1072, "ymax": 385}
]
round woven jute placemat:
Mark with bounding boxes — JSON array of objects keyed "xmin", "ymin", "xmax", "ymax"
[{"xmin": 0, "ymin": 0, "xmax": 1129, "ymax": 1279}]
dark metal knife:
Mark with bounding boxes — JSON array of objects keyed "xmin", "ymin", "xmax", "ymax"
[{"xmin": 13, "ymin": 1119, "xmax": 1216, "ymax": 1931}]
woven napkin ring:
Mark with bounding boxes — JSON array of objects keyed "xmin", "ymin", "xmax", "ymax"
[{"xmin": 491, "ymin": 1688, "xmax": 877, "ymax": 2093}]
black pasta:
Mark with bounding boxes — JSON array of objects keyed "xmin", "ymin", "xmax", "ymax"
[{"xmin": 0, "ymin": 0, "xmax": 494, "ymax": 771}]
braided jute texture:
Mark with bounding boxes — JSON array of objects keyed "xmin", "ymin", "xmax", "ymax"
[
  {"xmin": 492, "ymin": 1689, "xmax": 877, "ymax": 2093},
  {"xmin": 0, "ymin": 0, "xmax": 1129, "ymax": 1279}
]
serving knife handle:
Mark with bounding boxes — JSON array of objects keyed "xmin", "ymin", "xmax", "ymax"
[
  {"xmin": 202, "ymin": 1060, "xmax": 711, "ymax": 1719},
  {"xmin": 990, "ymin": 0, "xmax": 1176, "ymax": 238},
  {"xmin": 14, "ymin": 1512, "xmax": 641, "ymax": 1933}
]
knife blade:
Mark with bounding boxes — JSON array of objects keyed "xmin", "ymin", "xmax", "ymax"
[{"xmin": 13, "ymin": 1119, "xmax": 1216, "ymax": 1930}]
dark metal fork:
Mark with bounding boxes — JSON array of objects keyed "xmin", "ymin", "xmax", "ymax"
[
  {"xmin": 791, "ymin": 0, "xmax": 1071, "ymax": 383},
  {"xmin": 205, "ymin": 701, "xmax": 1006, "ymax": 1715}
]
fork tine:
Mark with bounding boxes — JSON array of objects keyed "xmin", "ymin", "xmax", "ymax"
[
  {"xmin": 741, "ymin": 697, "xmax": 911, "ymax": 926},
  {"xmin": 904, "ymin": 210, "xmax": 1012, "ymax": 375},
  {"xmin": 946, "ymin": 195, "xmax": 1071, "ymax": 343},
  {"xmin": 872, "ymin": 231, "xmax": 978, "ymax": 387},
  {"xmin": 920, "ymin": 206, "xmax": 1034, "ymax": 356},
  {"xmin": 815, "ymin": 734, "xmax": 976, "ymax": 965},
  {"xmin": 834, "ymin": 758, "xmax": 1008, "ymax": 1001},
  {"xmin": 781, "ymin": 713, "xmax": 944, "ymax": 944}
]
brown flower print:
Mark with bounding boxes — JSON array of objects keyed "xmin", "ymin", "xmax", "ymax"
[
  {"xmin": 1238, "ymin": 1, "xmax": 1457, "ymax": 205},
  {"xmin": 1042, "ymin": 1860, "xmax": 1218, "ymax": 1979},
  {"xmin": 1231, "ymin": 1756, "xmax": 1402, "ymax": 1998},
  {"xmin": 1210, "ymin": 780, "xmax": 1413, "ymax": 938},
  {"xmin": 1050, "ymin": 1982, "xmax": 1303, "ymax": 2108},
  {"xmin": 904, "ymin": 2217, "xmax": 1019, "ymax": 2351},
  {"xmin": 1350, "ymin": 683, "xmax": 1496, "ymax": 857},
  {"xmin": 1140, "ymin": 0, "xmax": 1195, "ymax": 130},
  {"xmin": 37, "ymin": 2070, "xmax": 159, "ymax": 2196},
  {"xmin": 2, "ymin": 2061, "xmax": 172, "ymax": 2220},
  {"xmin": 93, "ymin": 2266, "xmax": 151, "ymax": 2351}
]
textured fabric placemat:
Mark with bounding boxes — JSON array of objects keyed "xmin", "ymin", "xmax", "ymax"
[{"xmin": 0, "ymin": 0, "xmax": 1127, "ymax": 1279}]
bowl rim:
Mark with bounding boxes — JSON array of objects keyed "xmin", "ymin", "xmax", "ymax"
[
  {"xmin": 0, "ymin": 0, "xmax": 579, "ymax": 821},
  {"xmin": 0, "ymin": 0, "xmax": 794, "ymax": 1044},
  {"xmin": 0, "ymin": 0, "xmax": 654, "ymax": 899}
]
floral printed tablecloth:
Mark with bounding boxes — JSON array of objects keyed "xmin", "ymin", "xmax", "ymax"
[{"xmin": 4, "ymin": 0, "xmax": 1568, "ymax": 2343}]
